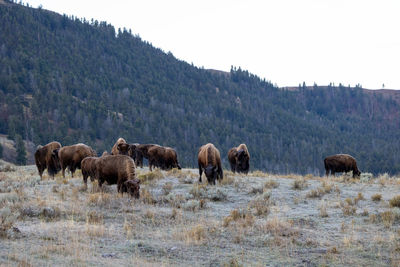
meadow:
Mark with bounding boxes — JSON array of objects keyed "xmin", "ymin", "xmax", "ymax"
[{"xmin": 1, "ymin": 160, "xmax": 400, "ymax": 266}]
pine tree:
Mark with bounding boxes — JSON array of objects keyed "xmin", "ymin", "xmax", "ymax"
[
  {"xmin": 0, "ymin": 143, "xmax": 3, "ymax": 159},
  {"xmin": 15, "ymin": 134, "xmax": 26, "ymax": 165}
]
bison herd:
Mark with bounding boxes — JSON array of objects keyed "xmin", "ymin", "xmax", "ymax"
[{"xmin": 35, "ymin": 138, "xmax": 361, "ymax": 199}]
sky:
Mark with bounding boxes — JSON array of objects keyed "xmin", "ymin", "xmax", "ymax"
[{"xmin": 24, "ymin": 0, "xmax": 400, "ymax": 89}]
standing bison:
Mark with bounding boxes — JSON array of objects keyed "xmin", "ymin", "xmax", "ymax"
[
  {"xmin": 34, "ymin": 141, "xmax": 62, "ymax": 179},
  {"xmin": 228, "ymin": 144, "xmax": 250, "ymax": 174},
  {"xmin": 147, "ymin": 146, "xmax": 181, "ymax": 171},
  {"xmin": 94, "ymin": 155, "xmax": 140, "ymax": 198},
  {"xmin": 81, "ymin": 156, "xmax": 98, "ymax": 184},
  {"xmin": 131, "ymin": 144, "xmax": 158, "ymax": 168},
  {"xmin": 198, "ymin": 143, "xmax": 223, "ymax": 185},
  {"xmin": 111, "ymin": 138, "xmax": 132, "ymax": 156},
  {"xmin": 53, "ymin": 143, "xmax": 96, "ymax": 178},
  {"xmin": 324, "ymin": 154, "xmax": 361, "ymax": 178}
]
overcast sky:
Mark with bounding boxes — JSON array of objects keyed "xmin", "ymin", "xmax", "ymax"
[{"xmin": 25, "ymin": 0, "xmax": 400, "ymax": 89}]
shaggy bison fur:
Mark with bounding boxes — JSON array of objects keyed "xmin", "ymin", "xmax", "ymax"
[
  {"xmin": 228, "ymin": 144, "xmax": 250, "ymax": 174},
  {"xmin": 94, "ymin": 155, "xmax": 140, "ymax": 198},
  {"xmin": 81, "ymin": 156, "xmax": 98, "ymax": 184},
  {"xmin": 147, "ymin": 146, "xmax": 181, "ymax": 171},
  {"xmin": 34, "ymin": 141, "xmax": 62, "ymax": 179},
  {"xmin": 324, "ymin": 154, "xmax": 361, "ymax": 178},
  {"xmin": 53, "ymin": 143, "xmax": 96, "ymax": 178},
  {"xmin": 198, "ymin": 143, "xmax": 223, "ymax": 185},
  {"xmin": 111, "ymin": 138, "xmax": 133, "ymax": 156}
]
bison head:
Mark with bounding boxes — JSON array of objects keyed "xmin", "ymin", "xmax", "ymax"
[
  {"xmin": 123, "ymin": 179, "xmax": 140, "ymax": 199},
  {"xmin": 353, "ymin": 169, "xmax": 361, "ymax": 178},
  {"xmin": 117, "ymin": 143, "xmax": 131, "ymax": 155},
  {"xmin": 49, "ymin": 148, "xmax": 61, "ymax": 175},
  {"xmin": 204, "ymin": 165, "xmax": 217, "ymax": 185}
]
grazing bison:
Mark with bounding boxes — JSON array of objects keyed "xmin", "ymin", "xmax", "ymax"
[
  {"xmin": 94, "ymin": 155, "xmax": 140, "ymax": 198},
  {"xmin": 147, "ymin": 146, "xmax": 181, "ymax": 171},
  {"xmin": 54, "ymin": 143, "xmax": 96, "ymax": 178},
  {"xmin": 198, "ymin": 143, "xmax": 223, "ymax": 185},
  {"xmin": 228, "ymin": 144, "xmax": 250, "ymax": 174},
  {"xmin": 34, "ymin": 141, "xmax": 61, "ymax": 179},
  {"xmin": 324, "ymin": 154, "xmax": 361, "ymax": 178},
  {"xmin": 132, "ymin": 144, "xmax": 158, "ymax": 168}
]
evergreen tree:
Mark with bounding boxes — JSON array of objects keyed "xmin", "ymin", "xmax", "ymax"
[
  {"xmin": 15, "ymin": 134, "xmax": 26, "ymax": 165},
  {"xmin": 0, "ymin": 143, "xmax": 3, "ymax": 159}
]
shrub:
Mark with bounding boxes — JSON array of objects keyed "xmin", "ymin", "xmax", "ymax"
[
  {"xmin": 390, "ymin": 195, "xmax": 400, "ymax": 208},
  {"xmin": 137, "ymin": 169, "xmax": 163, "ymax": 184},
  {"xmin": 371, "ymin": 194, "xmax": 382, "ymax": 202},
  {"xmin": 264, "ymin": 179, "xmax": 279, "ymax": 189},
  {"xmin": 292, "ymin": 177, "xmax": 308, "ymax": 190},
  {"xmin": 184, "ymin": 224, "xmax": 207, "ymax": 244}
]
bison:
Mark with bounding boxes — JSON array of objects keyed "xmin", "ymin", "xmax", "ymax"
[
  {"xmin": 81, "ymin": 156, "xmax": 98, "ymax": 184},
  {"xmin": 101, "ymin": 151, "xmax": 110, "ymax": 157},
  {"xmin": 111, "ymin": 138, "xmax": 128, "ymax": 155},
  {"xmin": 131, "ymin": 144, "xmax": 158, "ymax": 168},
  {"xmin": 34, "ymin": 141, "xmax": 62, "ymax": 179},
  {"xmin": 94, "ymin": 155, "xmax": 140, "ymax": 198},
  {"xmin": 228, "ymin": 144, "xmax": 250, "ymax": 174},
  {"xmin": 147, "ymin": 146, "xmax": 181, "ymax": 171},
  {"xmin": 324, "ymin": 154, "xmax": 361, "ymax": 178},
  {"xmin": 198, "ymin": 143, "xmax": 223, "ymax": 185},
  {"xmin": 53, "ymin": 143, "xmax": 96, "ymax": 178}
]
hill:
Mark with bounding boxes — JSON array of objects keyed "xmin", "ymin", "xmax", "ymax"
[{"xmin": 0, "ymin": 1, "xmax": 400, "ymax": 175}]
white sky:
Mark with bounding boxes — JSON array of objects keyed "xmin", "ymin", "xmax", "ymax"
[{"xmin": 25, "ymin": 0, "xmax": 400, "ymax": 89}]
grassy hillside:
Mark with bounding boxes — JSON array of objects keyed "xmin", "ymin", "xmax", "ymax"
[
  {"xmin": 1, "ymin": 1, "xmax": 400, "ymax": 174},
  {"xmin": 1, "ymin": 164, "xmax": 400, "ymax": 265}
]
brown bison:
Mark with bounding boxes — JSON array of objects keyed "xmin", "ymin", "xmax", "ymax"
[
  {"xmin": 101, "ymin": 151, "xmax": 110, "ymax": 157},
  {"xmin": 81, "ymin": 156, "xmax": 98, "ymax": 184},
  {"xmin": 198, "ymin": 143, "xmax": 223, "ymax": 185},
  {"xmin": 34, "ymin": 141, "xmax": 61, "ymax": 179},
  {"xmin": 53, "ymin": 143, "xmax": 96, "ymax": 178},
  {"xmin": 94, "ymin": 155, "xmax": 140, "ymax": 198},
  {"xmin": 324, "ymin": 154, "xmax": 361, "ymax": 178},
  {"xmin": 147, "ymin": 146, "xmax": 181, "ymax": 171},
  {"xmin": 228, "ymin": 144, "xmax": 250, "ymax": 174},
  {"xmin": 111, "ymin": 138, "xmax": 128, "ymax": 155},
  {"xmin": 131, "ymin": 144, "xmax": 158, "ymax": 168}
]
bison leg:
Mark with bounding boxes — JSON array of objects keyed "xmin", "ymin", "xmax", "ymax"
[
  {"xmin": 198, "ymin": 164, "xmax": 203, "ymax": 183},
  {"xmin": 229, "ymin": 162, "xmax": 236, "ymax": 173},
  {"xmin": 325, "ymin": 169, "xmax": 329, "ymax": 177},
  {"xmin": 62, "ymin": 166, "xmax": 66, "ymax": 178}
]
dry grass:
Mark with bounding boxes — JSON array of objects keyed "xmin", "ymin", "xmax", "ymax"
[
  {"xmin": 219, "ymin": 175, "xmax": 235, "ymax": 186},
  {"xmin": 184, "ymin": 224, "xmax": 207, "ymax": 244},
  {"xmin": 264, "ymin": 179, "xmax": 279, "ymax": 189},
  {"xmin": 372, "ymin": 193, "xmax": 382, "ymax": 202},
  {"xmin": 248, "ymin": 191, "xmax": 271, "ymax": 216},
  {"xmin": 87, "ymin": 193, "xmax": 111, "ymax": 206},
  {"xmin": 2, "ymin": 164, "xmax": 400, "ymax": 266},
  {"xmin": 319, "ymin": 201, "xmax": 329, "ymax": 217},
  {"xmin": 137, "ymin": 169, "xmax": 164, "ymax": 184},
  {"xmin": 141, "ymin": 189, "xmax": 157, "ymax": 205},
  {"xmin": 162, "ymin": 182, "xmax": 173, "ymax": 195},
  {"xmin": 292, "ymin": 177, "xmax": 308, "ymax": 190},
  {"xmin": 389, "ymin": 195, "xmax": 400, "ymax": 208}
]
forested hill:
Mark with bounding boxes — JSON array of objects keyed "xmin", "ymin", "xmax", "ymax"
[{"xmin": 1, "ymin": 1, "xmax": 400, "ymax": 175}]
